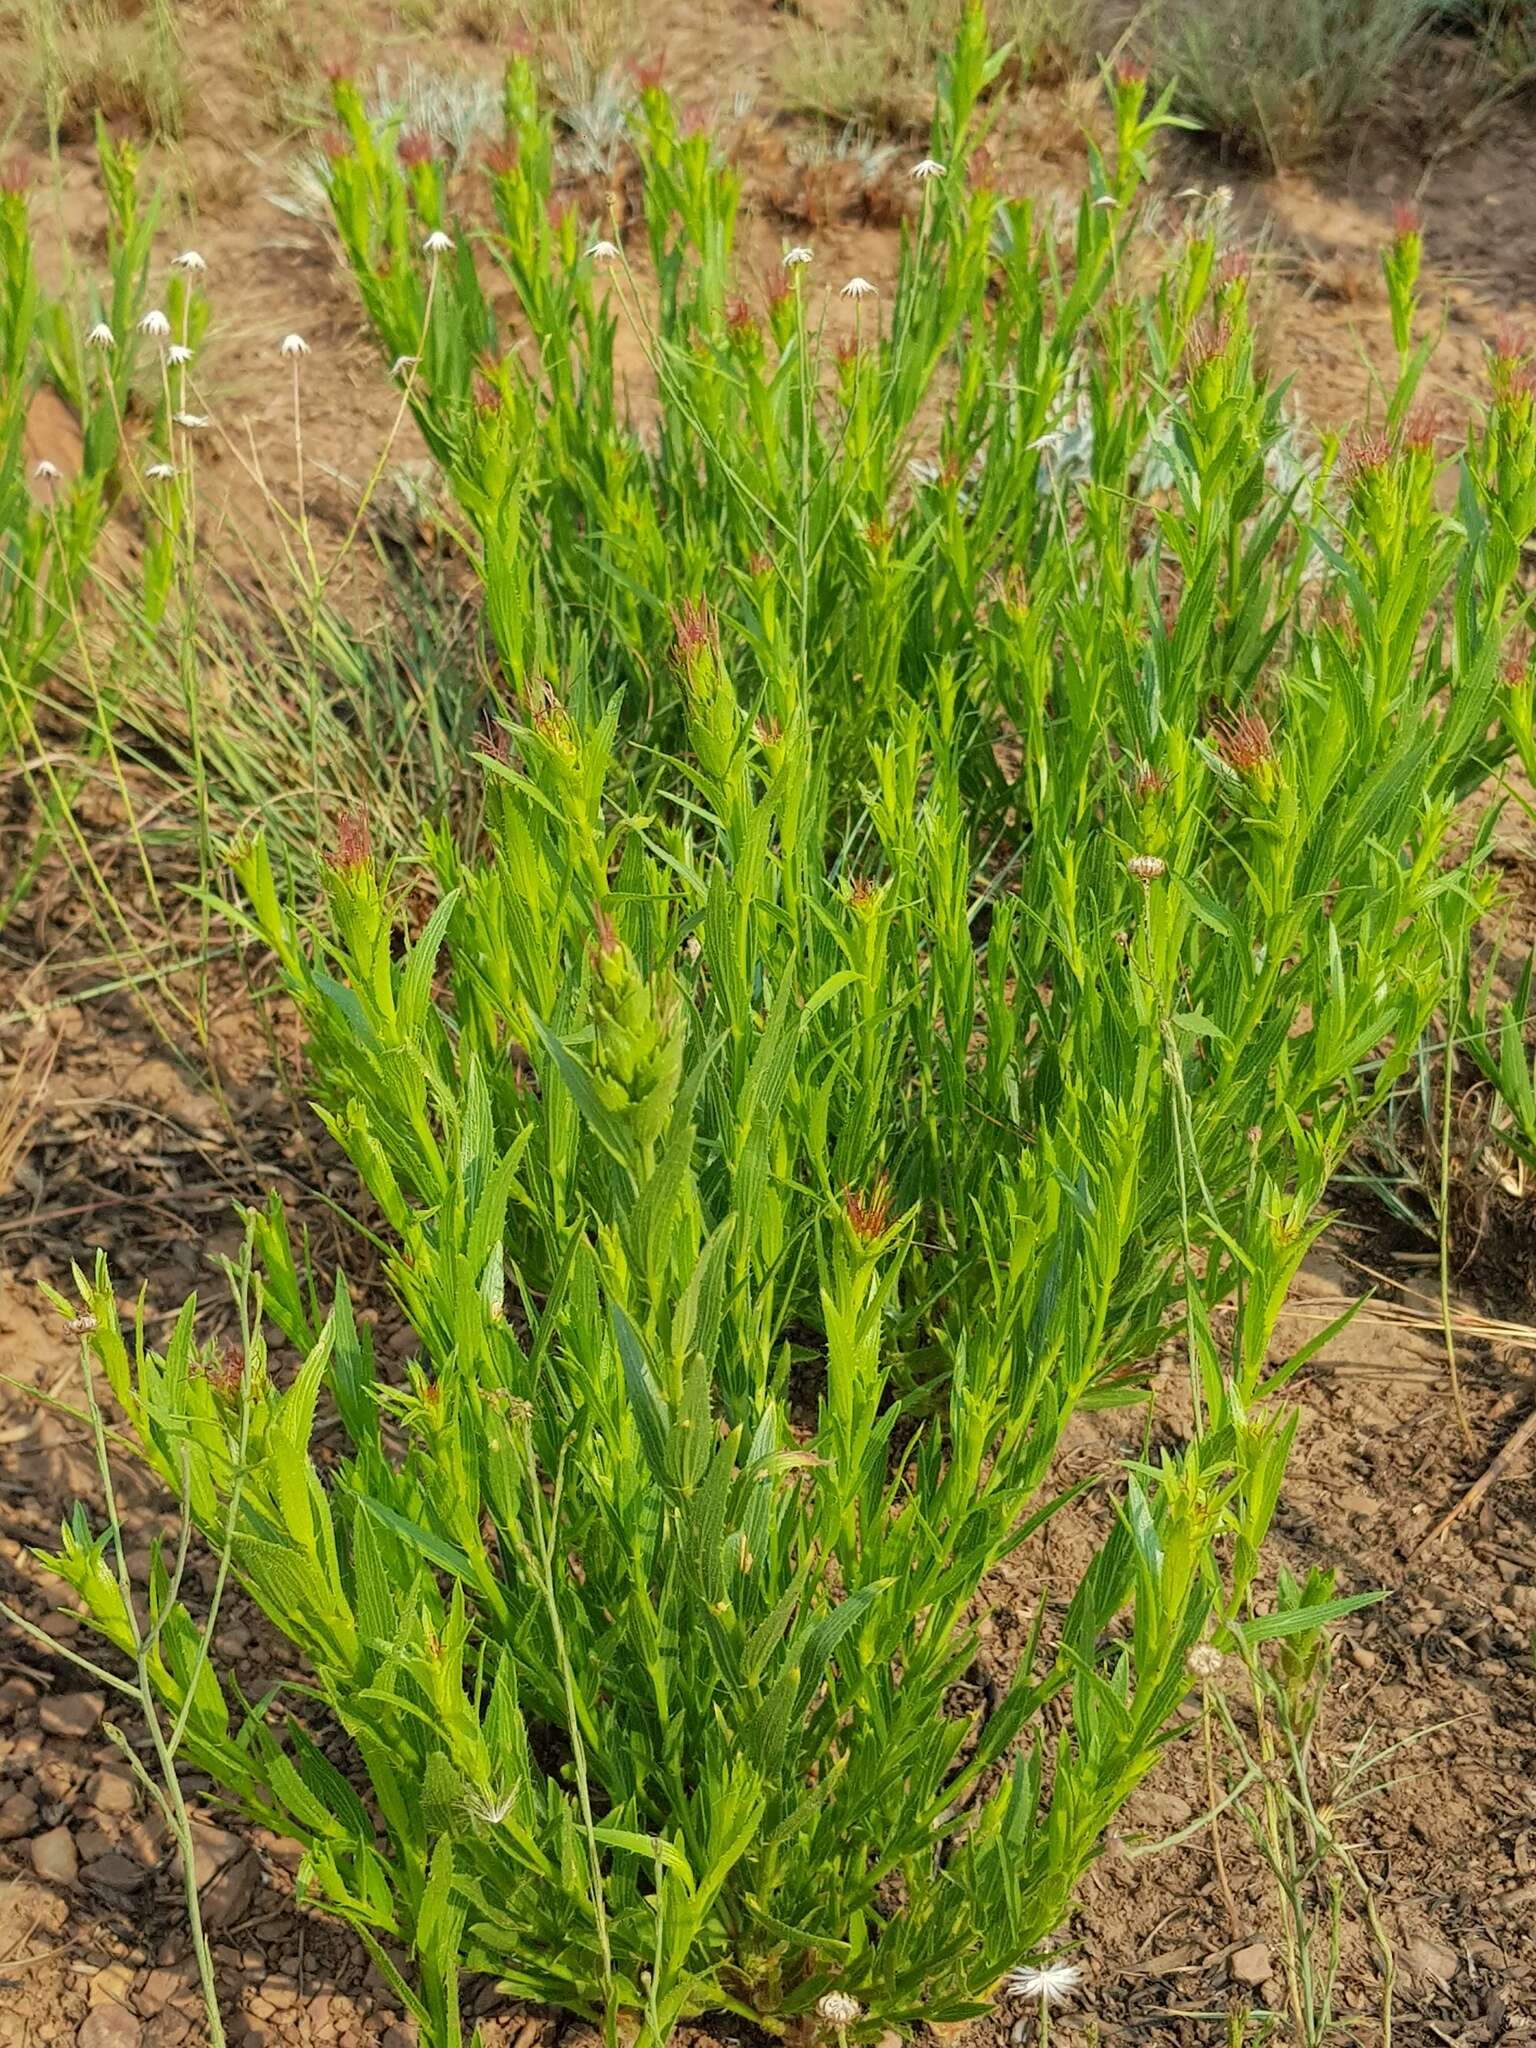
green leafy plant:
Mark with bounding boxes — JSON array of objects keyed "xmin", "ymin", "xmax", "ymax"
[{"xmin": 35, "ymin": 15, "xmax": 1536, "ymax": 2048}]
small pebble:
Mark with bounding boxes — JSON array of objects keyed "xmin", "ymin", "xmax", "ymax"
[
  {"xmin": 29, "ymin": 1823, "xmax": 78, "ymax": 1885},
  {"xmin": 38, "ymin": 1690, "xmax": 104, "ymax": 1740}
]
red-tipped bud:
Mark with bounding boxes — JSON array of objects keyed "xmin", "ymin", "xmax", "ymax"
[
  {"xmin": 397, "ymin": 130, "xmax": 436, "ymax": 168},
  {"xmin": 844, "ymin": 1175, "xmax": 892, "ymax": 1244},
  {"xmin": 1400, "ymin": 401, "xmax": 1444, "ymax": 454},
  {"xmin": 1339, "ymin": 427, "xmax": 1392, "ymax": 490},
  {"xmin": 670, "ymin": 595, "xmax": 718, "ymax": 669},
  {"xmin": 326, "ymin": 807, "xmax": 373, "ymax": 874}
]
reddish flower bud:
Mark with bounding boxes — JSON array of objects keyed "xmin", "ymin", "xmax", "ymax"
[
  {"xmin": 844, "ymin": 1175, "xmax": 892, "ymax": 1244},
  {"xmin": 326, "ymin": 806, "xmax": 373, "ymax": 874}
]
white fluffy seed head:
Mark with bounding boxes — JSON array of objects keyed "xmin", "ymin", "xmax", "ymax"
[
  {"xmin": 912, "ymin": 158, "xmax": 946, "ymax": 180},
  {"xmin": 33, "ymin": 459, "xmax": 60, "ymax": 481},
  {"xmin": 139, "ymin": 309, "xmax": 171, "ymax": 338},
  {"xmin": 586, "ymin": 238, "xmax": 619, "ymax": 261},
  {"xmin": 172, "ymin": 249, "xmax": 206, "ymax": 272},
  {"xmin": 173, "ymin": 412, "xmax": 210, "ymax": 428},
  {"xmin": 783, "ymin": 245, "xmax": 813, "ymax": 267},
  {"xmin": 1008, "ymin": 1962, "xmax": 1084, "ymax": 2008},
  {"xmin": 389, "ymin": 354, "xmax": 420, "ymax": 377},
  {"xmin": 280, "ymin": 332, "xmax": 310, "ymax": 358},
  {"xmin": 423, "ymin": 228, "xmax": 454, "ymax": 255},
  {"xmin": 815, "ymin": 1992, "xmax": 862, "ymax": 2027},
  {"xmin": 166, "ymin": 343, "xmax": 193, "ymax": 366},
  {"xmin": 1187, "ymin": 1643, "xmax": 1225, "ymax": 1680},
  {"xmin": 144, "ymin": 462, "xmax": 177, "ymax": 480},
  {"xmin": 840, "ymin": 276, "xmax": 875, "ymax": 300},
  {"xmin": 86, "ymin": 322, "xmax": 115, "ymax": 349}
]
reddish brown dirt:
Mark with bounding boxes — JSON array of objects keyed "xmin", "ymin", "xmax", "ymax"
[{"xmin": 3, "ymin": 4, "xmax": 1536, "ymax": 2046}]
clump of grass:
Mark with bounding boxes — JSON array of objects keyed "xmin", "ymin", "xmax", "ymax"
[
  {"xmin": 5, "ymin": 0, "xmax": 185, "ymax": 145},
  {"xmin": 1137, "ymin": 0, "xmax": 1429, "ymax": 164},
  {"xmin": 783, "ymin": 0, "xmax": 1092, "ymax": 132}
]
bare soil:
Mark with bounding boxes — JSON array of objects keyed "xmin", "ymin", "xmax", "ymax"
[{"xmin": 2, "ymin": 3, "xmax": 1536, "ymax": 2045}]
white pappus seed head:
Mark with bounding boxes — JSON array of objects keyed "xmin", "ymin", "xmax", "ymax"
[
  {"xmin": 33, "ymin": 459, "xmax": 61, "ymax": 481},
  {"xmin": 1187, "ymin": 1643, "xmax": 1225, "ymax": 1680},
  {"xmin": 86, "ymin": 322, "xmax": 115, "ymax": 349},
  {"xmin": 389, "ymin": 354, "xmax": 421, "ymax": 377},
  {"xmin": 815, "ymin": 1992, "xmax": 862, "ymax": 2027},
  {"xmin": 144, "ymin": 462, "xmax": 177, "ymax": 480},
  {"xmin": 783, "ymin": 245, "xmax": 813, "ymax": 267},
  {"xmin": 166, "ymin": 343, "xmax": 193, "ymax": 366},
  {"xmin": 172, "ymin": 249, "xmax": 206, "ymax": 272},
  {"xmin": 280, "ymin": 332, "xmax": 310, "ymax": 358},
  {"xmin": 173, "ymin": 412, "xmax": 211, "ymax": 428},
  {"xmin": 1008, "ymin": 1962, "xmax": 1084, "ymax": 2008},
  {"xmin": 586, "ymin": 238, "xmax": 620, "ymax": 261},
  {"xmin": 1092, "ymin": 193, "xmax": 1118, "ymax": 209},
  {"xmin": 912, "ymin": 157, "xmax": 946, "ymax": 180},
  {"xmin": 462, "ymin": 1784, "xmax": 516, "ymax": 1827},
  {"xmin": 840, "ymin": 276, "xmax": 875, "ymax": 300},
  {"xmin": 423, "ymin": 228, "xmax": 454, "ymax": 255},
  {"xmin": 139, "ymin": 309, "xmax": 171, "ymax": 338}
]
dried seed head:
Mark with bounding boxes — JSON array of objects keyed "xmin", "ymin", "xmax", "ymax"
[
  {"xmin": 172, "ymin": 249, "xmax": 207, "ymax": 272},
  {"xmin": 173, "ymin": 412, "xmax": 210, "ymax": 428},
  {"xmin": 783, "ymin": 244, "xmax": 813, "ymax": 267},
  {"xmin": 423, "ymin": 228, "xmax": 454, "ymax": 255},
  {"xmin": 912, "ymin": 157, "xmax": 946, "ymax": 180},
  {"xmin": 840, "ymin": 276, "xmax": 875, "ymax": 300},
  {"xmin": 207, "ymin": 1341, "xmax": 246, "ymax": 1397},
  {"xmin": 166, "ymin": 343, "xmax": 193, "ymax": 366},
  {"xmin": 65, "ymin": 1312, "xmax": 98, "ymax": 1337},
  {"xmin": 326, "ymin": 805, "xmax": 373, "ymax": 873},
  {"xmin": 144, "ymin": 462, "xmax": 177, "ymax": 480},
  {"xmin": 86, "ymin": 322, "xmax": 114, "ymax": 349},
  {"xmin": 1246, "ymin": 1124, "xmax": 1263, "ymax": 1146},
  {"xmin": 1126, "ymin": 853, "xmax": 1165, "ymax": 884},
  {"xmin": 139, "ymin": 309, "xmax": 171, "ymax": 339},
  {"xmin": 1215, "ymin": 707, "xmax": 1274, "ymax": 777},
  {"xmin": 815, "ymin": 1992, "xmax": 862, "ymax": 2028},
  {"xmin": 389, "ymin": 354, "xmax": 420, "ymax": 377},
  {"xmin": 280, "ymin": 332, "xmax": 310, "ymax": 358},
  {"xmin": 1187, "ymin": 1642, "xmax": 1225, "ymax": 1680},
  {"xmin": 33, "ymin": 459, "xmax": 60, "ymax": 481},
  {"xmin": 586, "ymin": 238, "xmax": 620, "ymax": 262},
  {"xmin": 726, "ymin": 295, "xmax": 757, "ymax": 337},
  {"xmin": 1132, "ymin": 763, "xmax": 1166, "ymax": 802}
]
